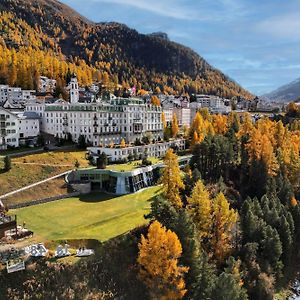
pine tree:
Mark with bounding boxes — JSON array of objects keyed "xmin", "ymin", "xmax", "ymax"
[
  {"xmin": 278, "ymin": 216, "xmax": 293, "ymax": 264},
  {"xmin": 261, "ymin": 225, "xmax": 282, "ymax": 271},
  {"xmin": 138, "ymin": 221, "xmax": 188, "ymax": 300},
  {"xmin": 145, "ymin": 196, "xmax": 179, "ymax": 230}
]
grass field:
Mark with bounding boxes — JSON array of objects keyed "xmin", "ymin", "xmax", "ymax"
[
  {"xmin": 11, "ymin": 186, "xmax": 162, "ymax": 242},
  {"xmin": 13, "ymin": 149, "xmax": 89, "ymax": 167}
]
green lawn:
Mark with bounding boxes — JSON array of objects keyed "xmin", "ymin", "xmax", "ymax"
[
  {"xmin": 108, "ymin": 157, "xmax": 162, "ymax": 172},
  {"xmin": 11, "ymin": 186, "xmax": 162, "ymax": 242}
]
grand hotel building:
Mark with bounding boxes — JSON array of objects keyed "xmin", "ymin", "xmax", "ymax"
[{"xmin": 25, "ymin": 78, "xmax": 163, "ymax": 146}]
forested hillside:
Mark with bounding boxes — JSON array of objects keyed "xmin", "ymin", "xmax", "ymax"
[{"xmin": 0, "ymin": 0, "xmax": 253, "ymax": 98}]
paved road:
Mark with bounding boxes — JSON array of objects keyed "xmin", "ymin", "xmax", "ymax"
[{"xmin": 0, "ymin": 170, "xmax": 72, "ymax": 201}]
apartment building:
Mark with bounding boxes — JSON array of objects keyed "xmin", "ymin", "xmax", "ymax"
[
  {"xmin": 0, "ymin": 85, "xmax": 36, "ymax": 106},
  {"xmin": 0, "ymin": 108, "xmax": 40, "ymax": 149}
]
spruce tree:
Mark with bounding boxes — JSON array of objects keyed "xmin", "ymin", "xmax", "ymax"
[{"xmin": 211, "ymin": 272, "xmax": 248, "ymax": 300}]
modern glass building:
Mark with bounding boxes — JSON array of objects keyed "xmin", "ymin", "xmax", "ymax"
[{"xmin": 66, "ymin": 155, "xmax": 191, "ymax": 195}]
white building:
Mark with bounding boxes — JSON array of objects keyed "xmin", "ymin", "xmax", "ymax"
[
  {"xmin": 15, "ymin": 111, "xmax": 40, "ymax": 145},
  {"xmin": 0, "ymin": 85, "xmax": 36, "ymax": 107},
  {"xmin": 26, "ymin": 96, "xmax": 163, "ymax": 147},
  {"xmin": 195, "ymin": 94, "xmax": 231, "ymax": 114},
  {"xmin": 39, "ymin": 76, "xmax": 56, "ymax": 93},
  {"xmin": 173, "ymin": 108, "xmax": 191, "ymax": 127},
  {"xmin": 163, "ymin": 108, "xmax": 173, "ymax": 125},
  {"xmin": 0, "ymin": 108, "xmax": 19, "ymax": 149},
  {"xmin": 87, "ymin": 139, "xmax": 186, "ymax": 162},
  {"xmin": 0, "ymin": 108, "xmax": 40, "ymax": 149}
]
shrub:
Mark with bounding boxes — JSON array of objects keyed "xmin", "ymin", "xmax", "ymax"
[{"xmin": 3, "ymin": 156, "xmax": 11, "ymax": 172}]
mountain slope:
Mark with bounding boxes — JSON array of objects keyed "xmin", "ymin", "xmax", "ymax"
[
  {"xmin": 264, "ymin": 78, "xmax": 300, "ymax": 102},
  {"xmin": 0, "ymin": 0, "xmax": 253, "ymax": 99}
]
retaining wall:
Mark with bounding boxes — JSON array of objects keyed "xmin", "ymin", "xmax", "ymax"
[{"xmin": 8, "ymin": 192, "xmax": 80, "ymax": 209}]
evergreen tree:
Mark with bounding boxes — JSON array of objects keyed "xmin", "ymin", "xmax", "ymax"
[
  {"xmin": 145, "ymin": 196, "xmax": 179, "ymax": 230},
  {"xmin": 261, "ymin": 225, "xmax": 282, "ymax": 273},
  {"xmin": 211, "ymin": 273, "xmax": 248, "ymax": 300},
  {"xmin": 278, "ymin": 216, "xmax": 293, "ymax": 264},
  {"xmin": 247, "ymin": 159, "xmax": 268, "ymax": 199},
  {"xmin": 97, "ymin": 152, "xmax": 108, "ymax": 169},
  {"xmin": 3, "ymin": 155, "xmax": 11, "ymax": 171},
  {"xmin": 77, "ymin": 135, "xmax": 86, "ymax": 149}
]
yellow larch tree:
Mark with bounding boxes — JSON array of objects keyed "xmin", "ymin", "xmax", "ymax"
[
  {"xmin": 237, "ymin": 112, "xmax": 254, "ymax": 138},
  {"xmin": 120, "ymin": 138, "xmax": 126, "ymax": 148},
  {"xmin": 190, "ymin": 112, "xmax": 204, "ymax": 136},
  {"xmin": 151, "ymin": 95, "xmax": 161, "ymax": 106},
  {"xmin": 212, "ymin": 114, "xmax": 228, "ymax": 135},
  {"xmin": 246, "ymin": 128, "xmax": 279, "ymax": 176},
  {"xmin": 260, "ymin": 134, "xmax": 279, "ymax": 176},
  {"xmin": 191, "ymin": 131, "xmax": 199, "ymax": 147},
  {"xmin": 160, "ymin": 149, "xmax": 185, "ymax": 208},
  {"xmin": 172, "ymin": 113, "xmax": 179, "ymax": 137},
  {"xmin": 257, "ymin": 118, "xmax": 276, "ymax": 146},
  {"xmin": 245, "ymin": 127, "xmax": 263, "ymax": 161},
  {"xmin": 138, "ymin": 221, "xmax": 189, "ymax": 300},
  {"xmin": 187, "ymin": 180, "xmax": 212, "ymax": 241},
  {"xmin": 161, "ymin": 111, "xmax": 167, "ymax": 129},
  {"xmin": 274, "ymin": 120, "xmax": 286, "ymax": 148},
  {"xmin": 211, "ymin": 192, "xmax": 238, "ymax": 264}
]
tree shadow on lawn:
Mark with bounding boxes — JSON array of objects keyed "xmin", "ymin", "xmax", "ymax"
[
  {"xmin": 78, "ymin": 187, "xmax": 162, "ymax": 204},
  {"xmin": 78, "ymin": 192, "xmax": 117, "ymax": 203}
]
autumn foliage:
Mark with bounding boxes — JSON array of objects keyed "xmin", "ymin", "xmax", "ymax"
[
  {"xmin": 160, "ymin": 149, "xmax": 185, "ymax": 208},
  {"xmin": 138, "ymin": 221, "xmax": 189, "ymax": 300}
]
